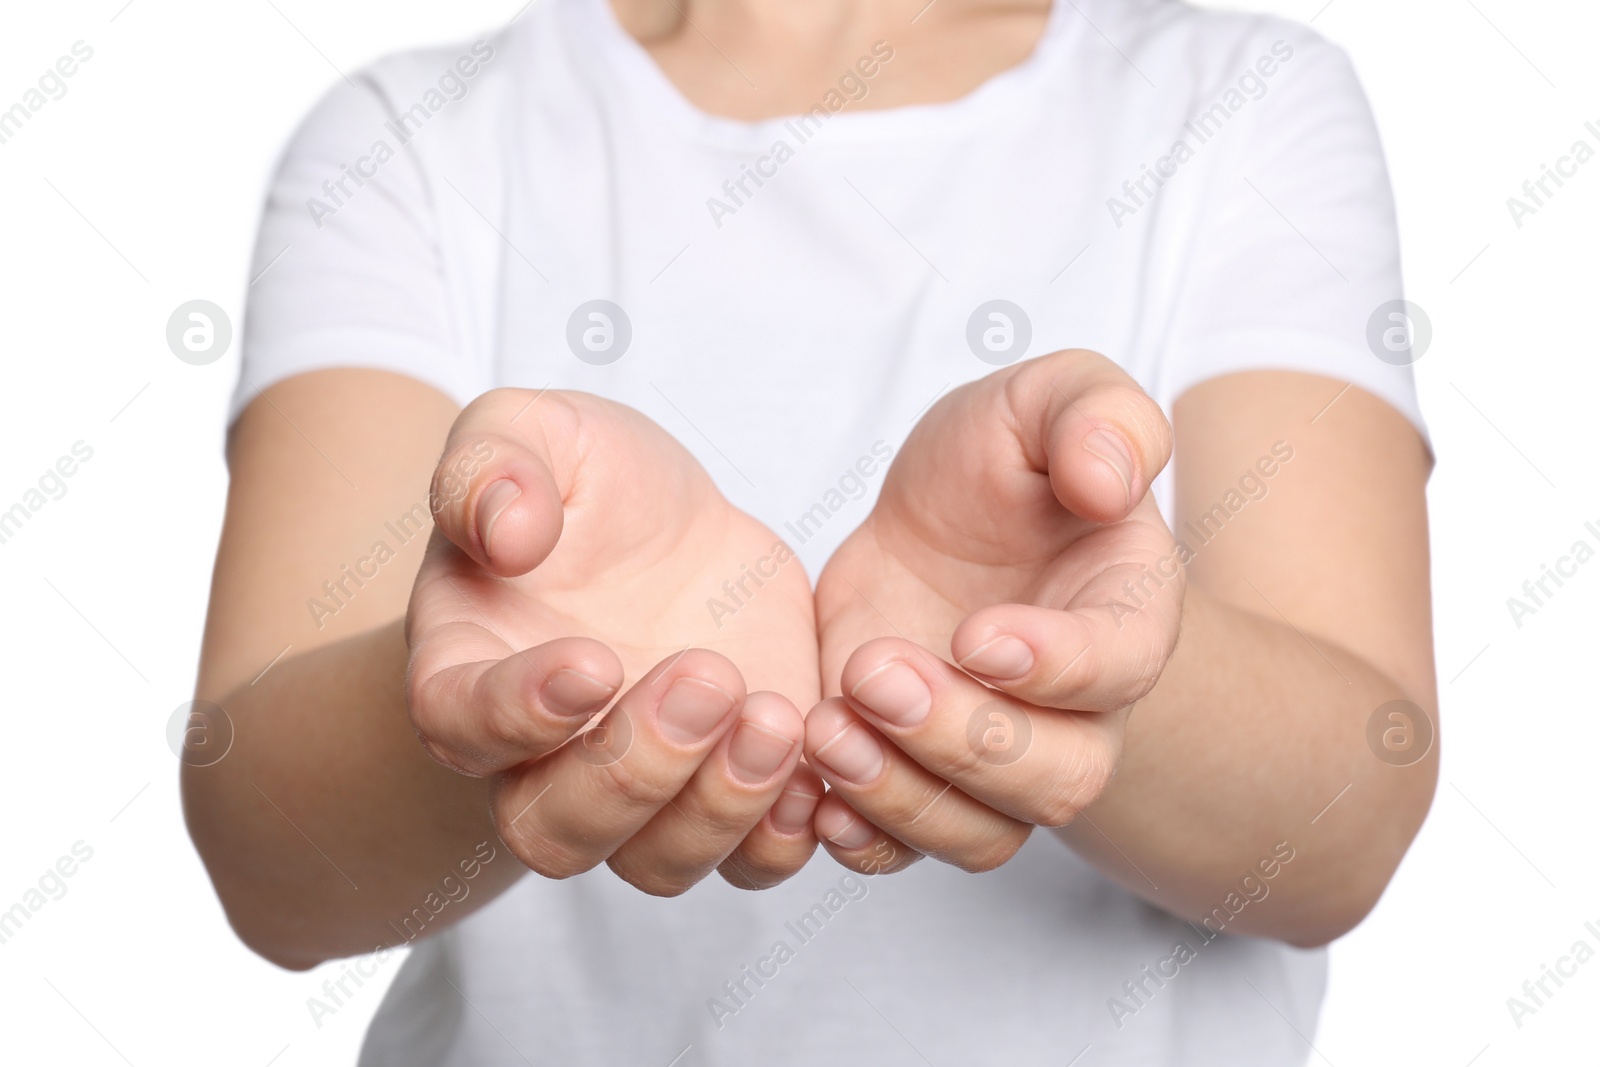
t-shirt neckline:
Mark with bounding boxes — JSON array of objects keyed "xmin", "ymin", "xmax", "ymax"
[{"xmin": 566, "ymin": 0, "xmax": 1079, "ymax": 147}]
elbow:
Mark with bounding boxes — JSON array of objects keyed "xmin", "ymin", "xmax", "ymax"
[
  {"xmin": 1247, "ymin": 870, "xmax": 1392, "ymax": 949},
  {"xmin": 1302, "ymin": 723, "xmax": 1440, "ymax": 948},
  {"xmin": 1278, "ymin": 901, "xmax": 1376, "ymax": 950},
  {"xmin": 258, "ymin": 951, "xmax": 323, "ymax": 973},
  {"xmin": 222, "ymin": 902, "xmax": 330, "ymax": 972},
  {"xmin": 1281, "ymin": 778, "xmax": 1439, "ymax": 949},
  {"xmin": 1268, "ymin": 761, "xmax": 1439, "ymax": 950},
  {"xmin": 195, "ymin": 853, "xmax": 334, "ymax": 971},
  {"xmin": 181, "ymin": 766, "xmax": 332, "ymax": 972}
]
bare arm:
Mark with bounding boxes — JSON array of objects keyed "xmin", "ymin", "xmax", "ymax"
[
  {"xmin": 809, "ymin": 357, "xmax": 1435, "ymax": 948},
  {"xmin": 183, "ymin": 370, "xmax": 506, "ymax": 969},
  {"xmin": 185, "ymin": 370, "xmax": 824, "ymax": 970},
  {"xmin": 1057, "ymin": 370, "xmax": 1438, "ymax": 946}
]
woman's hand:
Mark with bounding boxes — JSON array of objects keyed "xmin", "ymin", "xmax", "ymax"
[
  {"xmin": 408, "ymin": 389, "xmax": 824, "ymax": 894},
  {"xmin": 807, "ymin": 351, "xmax": 1181, "ymax": 874}
]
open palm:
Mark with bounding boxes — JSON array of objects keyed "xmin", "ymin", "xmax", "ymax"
[
  {"xmin": 806, "ymin": 351, "xmax": 1183, "ymax": 871},
  {"xmin": 407, "ymin": 389, "xmax": 822, "ymax": 894},
  {"xmin": 410, "ymin": 390, "xmax": 818, "ymax": 710}
]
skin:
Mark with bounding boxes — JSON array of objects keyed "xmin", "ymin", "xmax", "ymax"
[
  {"xmin": 184, "ymin": 0, "xmax": 1437, "ymax": 967},
  {"xmin": 807, "ymin": 353, "xmax": 1437, "ymax": 947},
  {"xmin": 406, "ymin": 389, "xmax": 825, "ymax": 898},
  {"xmin": 613, "ymin": 0, "xmax": 1055, "ymax": 120},
  {"xmin": 187, "ymin": 377, "xmax": 826, "ymax": 967}
]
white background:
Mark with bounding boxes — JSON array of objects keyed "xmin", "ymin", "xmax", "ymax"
[{"xmin": 0, "ymin": 1, "xmax": 1594, "ymax": 1064}]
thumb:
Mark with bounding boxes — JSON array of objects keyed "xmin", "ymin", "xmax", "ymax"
[
  {"xmin": 1014, "ymin": 350, "xmax": 1173, "ymax": 524},
  {"xmin": 429, "ymin": 388, "xmax": 571, "ymax": 576}
]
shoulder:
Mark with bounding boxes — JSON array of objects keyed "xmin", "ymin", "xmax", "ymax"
[
  {"xmin": 1072, "ymin": 0, "xmax": 1363, "ymax": 107},
  {"xmin": 1100, "ymin": 0, "xmax": 1350, "ymax": 66},
  {"xmin": 278, "ymin": 1, "xmax": 575, "ymax": 166},
  {"xmin": 282, "ymin": 37, "xmax": 515, "ymax": 154}
]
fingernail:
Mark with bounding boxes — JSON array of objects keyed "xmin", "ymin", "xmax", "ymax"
[
  {"xmin": 540, "ymin": 669, "xmax": 617, "ymax": 717},
  {"xmin": 728, "ymin": 721, "xmax": 795, "ymax": 784},
  {"xmin": 769, "ymin": 786, "xmax": 819, "ymax": 835},
  {"xmin": 812, "ymin": 723, "xmax": 884, "ymax": 784},
  {"xmin": 850, "ymin": 662, "xmax": 931, "ymax": 728},
  {"xmin": 1084, "ymin": 428, "xmax": 1134, "ymax": 511},
  {"xmin": 477, "ymin": 479, "xmax": 521, "ymax": 555},
  {"xmin": 657, "ymin": 677, "xmax": 736, "ymax": 744},
  {"xmin": 959, "ymin": 636, "xmax": 1035, "ymax": 681},
  {"xmin": 818, "ymin": 809, "xmax": 876, "ymax": 850}
]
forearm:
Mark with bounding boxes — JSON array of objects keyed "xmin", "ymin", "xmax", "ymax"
[
  {"xmin": 1055, "ymin": 586, "xmax": 1438, "ymax": 947},
  {"xmin": 182, "ymin": 618, "xmax": 519, "ymax": 969}
]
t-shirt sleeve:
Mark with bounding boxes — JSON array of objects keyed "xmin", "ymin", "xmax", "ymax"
[
  {"xmin": 1157, "ymin": 30, "xmax": 1428, "ymax": 446},
  {"xmin": 230, "ymin": 71, "xmax": 485, "ymax": 425}
]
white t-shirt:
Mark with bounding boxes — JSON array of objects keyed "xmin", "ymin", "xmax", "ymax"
[{"xmin": 236, "ymin": 0, "xmax": 1425, "ymax": 1062}]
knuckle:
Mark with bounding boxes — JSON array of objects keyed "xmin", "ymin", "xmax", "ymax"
[
  {"xmin": 597, "ymin": 751, "xmax": 674, "ymax": 809},
  {"xmin": 1125, "ymin": 663, "xmax": 1163, "ymax": 705},
  {"xmin": 480, "ymin": 689, "xmax": 540, "ymax": 754},
  {"xmin": 897, "ymin": 777, "xmax": 956, "ymax": 827},
  {"xmin": 1034, "ymin": 790, "xmax": 1080, "ymax": 828},
  {"xmin": 689, "ymin": 803, "xmax": 760, "ymax": 843},
  {"xmin": 664, "ymin": 795, "xmax": 753, "ymax": 854},
  {"xmin": 1035, "ymin": 747, "xmax": 1116, "ymax": 827},
  {"xmin": 1045, "ymin": 644, "xmax": 1103, "ymax": 704},
  {"xmin": 1108, "ymin": 633, "xmax": 1170, "ymax": 709},
  {"xmin": 493, "ymin": 793, "xmax": 590, "ymax": 880},
  {"xmin": 922, "ymin": 733, "xmax": 994, "ymax": 782},
  {"xmin": 1144, "ymin": 625, "xmax": 1178, "ymax": 685}
]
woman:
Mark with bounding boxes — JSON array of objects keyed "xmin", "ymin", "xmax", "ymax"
[{"xmin": 184, "ymin": 0, "xmax": 1437, "ymax": 1062}]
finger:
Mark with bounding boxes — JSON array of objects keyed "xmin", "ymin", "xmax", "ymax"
[
  {"xmin": 409, "ymin": 633, "xmax": 624, "ymax": 776},
  {"xmin": 812, "ymin": 791, "xmax": 924, "ymax": 876},
  {"xmin": 951, "ymin": 527, "xmax": 1183, "ymax": 712},
  {"xmin": 953, "ymin": 602, "xmax": 1172, "ymax": 713},
  {"xmin": 428, "ymin": 388, "xmax": 577, "ymax": 576},
  {"xmin": 719, "ymin": 763, "xmax": 825, "ymax": 891},
  {"xmin": 491, "ymin": 649, "xmax": 746, "ymax": 881},
  {"xmin": 1012, "ymin": 350, "xmax": 1173, "ymax": 522},
  {"xmin": 804, "ymin": 697, "xmax": 1031, "ymax": 872},
  {"xmin": 837, "ymin": 639, "xmax": 1120, "ymax": 828},
  {"xmin": 608, "ymin": 692, "xmax": 809, "ymax": 896}
]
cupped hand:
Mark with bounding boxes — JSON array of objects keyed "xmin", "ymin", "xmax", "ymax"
[
  {"xmin": 406, "ymin": 389, "xmax": 823, "ymax": 894},
  {"xmin": 806, "ymin": 351, "xmax": 1183, "ymax": 874}
]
